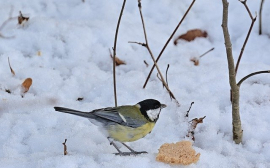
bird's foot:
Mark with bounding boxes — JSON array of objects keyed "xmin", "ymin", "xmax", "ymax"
[{"xmin": 114, "ymin": 151, "xmax": 147, "ymax": 156}]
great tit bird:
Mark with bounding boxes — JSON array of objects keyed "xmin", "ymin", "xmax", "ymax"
[{"xmin": 54, "ymin": 99, "xmax": 166, "ymax": 156}]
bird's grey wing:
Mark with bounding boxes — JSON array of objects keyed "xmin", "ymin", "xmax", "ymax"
[{"xmin": 92, "ymin": 107, "xmax": 145, "ymax": 128}]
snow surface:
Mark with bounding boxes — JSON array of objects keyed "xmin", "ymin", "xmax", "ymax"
[{"xmin": 0, "ymin": 0, "xmax": 270, "ymax": 167}]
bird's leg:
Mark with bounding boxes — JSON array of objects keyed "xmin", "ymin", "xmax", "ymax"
[
  {"xmin": 107, "ymin": 137, "xmax": 123, "ymax": 155},
  {"xmin": 107, "ymin": 137, "xmax": 147, "ymax": 156},
  {"xmin": 117, "ymin": 142, "xmax": 147, "ymax": 156}
]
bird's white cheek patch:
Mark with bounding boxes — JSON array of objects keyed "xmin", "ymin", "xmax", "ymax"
[{"xmin": 146, "ymin": 108, "xmax": 161, "ymax": 121}]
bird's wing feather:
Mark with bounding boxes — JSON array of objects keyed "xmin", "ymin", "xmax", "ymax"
[{"xmin": 91, "ymin": 107, "xmax": 146, "ymax": 128}]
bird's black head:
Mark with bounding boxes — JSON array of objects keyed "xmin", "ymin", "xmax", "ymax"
[{"xmin": 136, "ymin": 99, "xmax": 166, "ymax": 122}]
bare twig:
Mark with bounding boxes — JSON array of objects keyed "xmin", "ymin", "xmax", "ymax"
[
  {"xmin": 199, "ymin": 47, "xmax": 215, "ymax": 58},
  {"xmin": 113, "ymin": 0, "xmax": 126, "ymax": 107},
  {"xmin": 157, "ymin": 73, "xmax": 162, "ymax": 84},
  {"xmin": 137, "ymin": 0, "xmax": 179, "ymax": 105},
  {"xmin": 144, "ymin": 60, "xmax": 149, "ymax": 67},
  {"xmin": 128, "ymin": 41, "xmax": 146, "ymax": 47},
  {"xmin": 143, "ymin": 0, "xmax": 196, "ymax": 88},
  {"xmin": 222, "ymin": 0, "xmax": 243, "ymax": 144},
  {"xmin": 62, "ymin": 139, "xmax": 68, "ymax": 155},
  {"xmin": 165, "ymin": 64, "xmax": 170, "ymax": 87},
  {"xmin": 237, "ymin": 70, "xmax": 270, "ymax": 87},
  {"xmin": 240, "ymin": 0, "xmax": 252, "ymax": 19},
  {"xmin": 8, "ymin": 57, "xmax": 15, "ymax": 76},
  {"xmin": 259, "ymin": 0, "xmax": 265, "ymax": 35},
  {"xmin": 186, "ymin": 102, "xmax": 194, "ymax": 117},
  {"xmin": 235, "ymin": 0, "xmax": 257, "ymax": 75},
  {"xmin": 190, "ymin": 48, "xmax": 214, "ymax": 66},
  {"xmin": 0, "ymin": 7, "xmax": 16, "ymax": 39}
]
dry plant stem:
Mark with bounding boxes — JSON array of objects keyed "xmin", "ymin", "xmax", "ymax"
[
  {"xmin": 240, "ymin": 0, "xmax": 252, "ymax": 19},
  {"xmin": 237, "ymin": 70, "xmax": 270, "ymax": 87},
  {"xmin": 165, "ymin": 64, "xmax": 170, "ymax": 87},
  {"xmin": 113, "ymin": 0, "xmax": 126, "ymax": 107},
  {"xmin": 144, "ymin": 60, "xmax": 149, "ymax": 67},
  {"xmin": 199, "ymin": 47, "xmax": 215, "ymax": 58},
  {"xmin": 143, "ymin": 0, "xmax": 196, "ymax": 89},
  {"xmin": 222, "ymin": 0, "xmax": 243, "ymax": 144},
  {"xmin": 259, "ymin": 0, "xmax": 265, "ymax": 35},
  {"xmin": 186, "ymin": 102, "xmax": 194, "ymax": 117},
  {"xmin": 235, "ymin": 0, "xmax": 257, "ymax": 76},
  {"xmin": 128, "ymin": 41, "xmax": 146, "ymax": 47},
  {"xmin": 8, "ymin": 57, "xmax": 15, "ymax": 75},
  {"xmin": 0, "ymin": 7, "xmax": 16, "ymax": 39},
  {"xmin": 137, "ymin": 0, "xmax": 179, "ymax": 104},
  {"xmin": 62, "ymin": 139, "xmax": 67, "ymax": 155}
]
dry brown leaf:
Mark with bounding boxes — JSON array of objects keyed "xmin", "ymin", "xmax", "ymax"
[
  {"xmin": 8, "ymin": 57, "xmax": 15, "ymax": 76},
  {"xmin": 174, "ymin": 29, "xmax": 208, "ymax": 45},
  {"xmin": 187, "ymin": 116, "xmax": 206, "ymax": 141},
  {"xmin": 21, "ymin": 78, "xmax": 32, "ymax": 93},
  {"xmin": 114, "ymin": 56, "xmax": 126, "ymax": 66},
  {"xmin": 190, "ymin": 57, "xmax": 199, "ymax": 66},
  {"xmin": 18, "ymin": 11, "xmax": 29, "ymax": 25},
  {"xmin": 37, "ymin": 51, "xmax": 41, "ymax": 56},
  {"xmin": 109, "ymin": 49, "xmax": 126, "ymax": 66},
  {"xmin": 156, "ymin": 141, "xmax": 200, "ymax": 165}
]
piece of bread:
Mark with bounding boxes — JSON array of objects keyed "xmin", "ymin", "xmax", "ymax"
[{"xmin": 156, "ymin": 141, "xmax": 200, "ymax": 165}]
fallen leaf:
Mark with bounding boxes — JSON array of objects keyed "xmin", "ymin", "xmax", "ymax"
[
  {"xmin": 18, "ymin": 11, "xmax": 29, "ymax": 25},
  {"xmin": 187, "ymin": 116, "xmax": 206, "ymax": 141},
  {"xmin": 109, "ymin": 49, "xmax": 126, "ymax": 66},
  {"xmin": 21, "ymin": 78, "xmax": 32, "ymax": 93},
  {"xmin": 37, "ymin": 51, "xmax": 41, "ymax": 56},
  {"xmin": 8, "ymin": 57, "xmax": 15, "ymax": 76},
  {"xmin": 190, "ymin": 57, "xmax": 199, "ymax": 66},
  {"xmin": 174, "ymin": 29, "xmax": 207, "ymax": 45},
  {"xmin": 114, "ymin": 57, "xmax": 126, "ymax": 66}
]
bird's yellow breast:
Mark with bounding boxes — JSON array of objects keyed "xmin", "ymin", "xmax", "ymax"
[{"xmin": 108, "ymin": 122, "xmax": 155, "ymax": 142}]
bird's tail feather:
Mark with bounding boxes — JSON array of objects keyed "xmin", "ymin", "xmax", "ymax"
[{"xmin": 54, "ymin": 107, "xmax": 93, "ymax": 119}]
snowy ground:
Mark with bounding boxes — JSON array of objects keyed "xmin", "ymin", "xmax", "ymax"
[{"xmin": 0, "ymin": 0, "xmax": 270, "ymax": 167}]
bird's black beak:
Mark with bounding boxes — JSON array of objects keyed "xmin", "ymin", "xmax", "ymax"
[{"xmin": 161, "ymin": 104, "xmax": 166, "ymax": 109}]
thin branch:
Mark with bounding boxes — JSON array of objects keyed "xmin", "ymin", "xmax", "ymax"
[
  {"xmin": 235, "ymin": 1, "xmax": 257, "ymax": 75},
  {"xmin": 137, "ymin": 0, "xmax": 179, "ymax": 105},
  {"xmin": 240, "ymin": 0, "xmax": 252, "ymax": 20},
  {"xmin": 62, "ymin": 139, "xmax": 68, "ymax": 155},
  {"xmin": 237, "ymin": 70, "xmax": 270, "ymax": 87},
  {"xmin": 8, "ymin": 57, "xmax": 15, "ymax": 76},
  {"xmin": 165, "ymin": 64, "xmax": 170, "ymax": 87},
  {"xmin": 199, "ymin": 47, "xmax": 215, "ymax": 58},
  {"xmin": 157, "ymin": 73, "xmax": 162, "ymax": 85},
  {"xmin": 259, "ymin": 0, "xmax": 265, "ymax": 35},
  {"xmin": 113, "ymin": 0, "xmax": 126, "ymax": 107},
  {"xmin": 185, "ymin": 102, "xmax": 194, "ymax": 117},
  {"xmin": 222, "ymin": 0, "xmax": 242, "ymax": 144},
  {"xmin": 144, "ymin": 60, "xmax": 149, "ymax": 67},
  {"xmin": 0, "ymin": 7, "xmax": 16, "ymax": 39},
  {"xmin": 128, "ymin": 41, "xmax": 146, "ymax": 47},
  {"xmin": 143, "ymin": 0, "xmax": 196, "ymax": 88}
]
